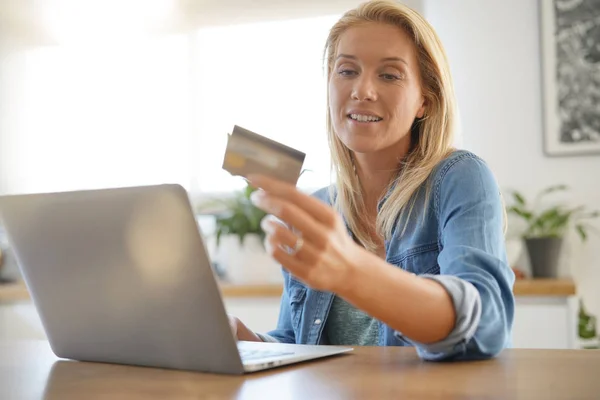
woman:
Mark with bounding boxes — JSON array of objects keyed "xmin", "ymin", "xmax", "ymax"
[{"xmin": 230, "ymin": 0, "xmax": 514, "ymax": 361}]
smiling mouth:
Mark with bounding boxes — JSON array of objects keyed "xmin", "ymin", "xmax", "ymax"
[{"xmin": 347, "ymin": 113, "xmax": 383, "ymax": 123}]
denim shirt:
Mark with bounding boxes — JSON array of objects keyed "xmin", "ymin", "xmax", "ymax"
[{"xmin": 260, "ymin": 150, "xmax": 515, "ymax": 361}]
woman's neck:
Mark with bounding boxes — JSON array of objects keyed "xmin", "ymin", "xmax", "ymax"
[
  {"xmin": 353, "ymin": 140, "xmax": 411, "ymax": 213},
  {"xmin": 354, "ymin": 161, "xmax": 394, "ymax": 212}
]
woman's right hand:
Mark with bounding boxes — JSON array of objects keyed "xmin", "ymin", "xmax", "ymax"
[{"xmin": 227, "ymin": 315, "xmax": 264, "ymax": 342}]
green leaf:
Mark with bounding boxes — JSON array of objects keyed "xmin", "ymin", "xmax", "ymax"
[
  {"xmin": 216, "ymin": 227, "xmax": 223, "ymax": 247},
  {"xmin": 212, "ymin": 182, "xmax": 268, "ymax": 248},
  {"xmin": 576, "ymin": 224, "xmax": 588, "ymax": 241},
  {"xmin": 534, "ymin": 185, "xmax": 568, "ymax": 210},
  {"xmin": 578, "ymin": 300, "xmax": 597, "ymax": 339},
  {"xmin": 541, "ymin": 184, "xmax": 568, "ymax": 195},
  {"xmin": 579, "ymin": 320, "xmax": 597, "ymax": 339},
  {"xmin": 512, "ymin": 191, "xmax": 526, "ymax": 206},
  {"xmin": 546, "ymin": 211, "xmax": 570, "ymax": 233},
  {"xmin": 507, "ymin": 206, "xmax": 533, "ymax": 221},
  {"xmin": 243, "ymin": 184, "xmax": 258, "ymax": 200},
  {"xmin": 532, "ymin": 208, "xmax": 568, "ymax": 236}
]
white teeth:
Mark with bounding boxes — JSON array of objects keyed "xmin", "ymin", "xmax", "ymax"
[{"xmin": 349, "ymin": 113, "xmax": 381, "ymax": 122}]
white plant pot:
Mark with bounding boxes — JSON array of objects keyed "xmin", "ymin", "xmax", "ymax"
[{"xmin": 215, "ymin": 234, "xmax": 282, "ymax": 284}]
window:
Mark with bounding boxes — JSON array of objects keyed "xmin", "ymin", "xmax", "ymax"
[
  {"xmin": 190, "ymin": 15, "xmax": 339, "ymax": 194},
  {"xmin": 2, "ymin": 35, "xmax": 191, "ymax": 194},
  {"xmin": 0, "ymin": 13, "xmax": 339, "ymax": 197}
]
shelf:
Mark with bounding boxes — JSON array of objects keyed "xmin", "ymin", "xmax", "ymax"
[
  {"xmin": 0, "ymin": 280, "xmax": 284, "ymax": 302},
  {"xmin": 0, "ymin": 281, "xmax": 30, "ymax": 303},
  {"xmin": 218, "ymin": 282, "xmax": 283, "ymax": 297},
  {"xmin": 513, "ymin": 278, "xmax": 576, "ymax": 297},
  {"xmin": 0, "ymin": 278, "xmax": 576, "ymax": 303}
]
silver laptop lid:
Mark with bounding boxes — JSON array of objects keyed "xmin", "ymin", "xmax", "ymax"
[{"xmin": 0, "ymin": 184, "xmax": 244, "ymax": 374}]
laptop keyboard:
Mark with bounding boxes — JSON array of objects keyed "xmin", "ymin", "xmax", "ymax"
[{"xmin": 239, "ymin": 348, "xmax": 295, "ymax": 361}]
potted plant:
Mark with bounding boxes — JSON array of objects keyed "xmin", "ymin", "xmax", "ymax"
[
  {"xmin": 506, "ymin": 185, "xmax": 599, "ymax": 278},
  {"xmin": 196, "ymin": 182, "xmax": 281, "ymax": 283},
  {"xmin": 578, "ymin": 299, "xmax": 599, "ymax": 349}
]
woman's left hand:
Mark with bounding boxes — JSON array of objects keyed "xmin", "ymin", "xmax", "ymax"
[{"xmin": 248, "ymin": 174, "xmax": 361, "ymax": 293}]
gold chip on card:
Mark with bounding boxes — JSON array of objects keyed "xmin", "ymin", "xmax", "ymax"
[{"xmin": 224, "ymin": 152, "xmax": 246, "ymax": 168}]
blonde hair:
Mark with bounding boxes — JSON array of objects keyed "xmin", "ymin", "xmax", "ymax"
[{"xmin": 324, "ymin": 0, "xmax": 457, "ymax": 252}]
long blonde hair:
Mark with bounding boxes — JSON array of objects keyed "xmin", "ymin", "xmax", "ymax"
[{"xmin": 324, "ymin": 0, "xmax": 458, "ymax": 252}]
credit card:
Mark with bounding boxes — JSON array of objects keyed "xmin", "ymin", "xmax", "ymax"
[{"xmin": 222, "ymin": 125, "xmax": 306, "ymax": 185}]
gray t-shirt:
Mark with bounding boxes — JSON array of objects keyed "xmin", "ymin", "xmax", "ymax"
[{"xmin": 324, "ymin": 296, "xmax": 379, "ymax": 346}]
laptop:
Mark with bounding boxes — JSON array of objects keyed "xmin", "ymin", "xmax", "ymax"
[{"xmin": 0, "ymin": 184, "xmax": 352, "ymax": 374}]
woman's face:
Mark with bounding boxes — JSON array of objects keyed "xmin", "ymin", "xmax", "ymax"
[{"xmin": 329, "ymin": 22, "xmax": 426, "ymax": 157}]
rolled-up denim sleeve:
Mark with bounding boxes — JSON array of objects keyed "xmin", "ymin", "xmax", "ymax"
[
  {"xmin": 398, "ymin": 155, "xmax": 515, "ymax": 361},
  {"xmin": 255, "ymin": 270, "xmax": 297, "ymax": 344}
]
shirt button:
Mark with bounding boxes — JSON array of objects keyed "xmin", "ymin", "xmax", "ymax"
[{"xmin": 314, "ymin": 319, "xmax": 322, "ymax": 325}]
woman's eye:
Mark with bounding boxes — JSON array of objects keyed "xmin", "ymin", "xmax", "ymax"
[
  {"xmin": 338, "ymin": 69, "xmax": 357, "ymax": 77},
  {"xmin": 381, "ymin": 73, "xmax": 401, "ymax": 81}
]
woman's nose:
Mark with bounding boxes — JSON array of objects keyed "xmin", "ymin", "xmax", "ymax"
[{"xmin": 351, "ymin": 75, "xmax": 377, "ymax": 102}]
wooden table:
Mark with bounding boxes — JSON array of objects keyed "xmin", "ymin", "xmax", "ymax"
[{"xmin": 2, "ymin": 341, "xmax": 598, "ymax": 399}]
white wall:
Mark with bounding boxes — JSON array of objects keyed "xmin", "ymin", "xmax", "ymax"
[
  {"xmin": 424, "ymin": 0, "xmax": 600, "ymax": 316},
  {"xmin": 0, "ymin": 0, "xmax": 424, "ymax": 39},
  {"xmin": 0, "ymin": 44, "xmax": 4, "ymax": 195},
  {"xmin": 181, "ymin": 0, "xmax": 423, "ymax": 26},
  {"xmin": 0, "ymin": 39, "xmax": 12, "ymax": 196}
]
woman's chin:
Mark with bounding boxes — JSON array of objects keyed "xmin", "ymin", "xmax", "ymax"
[
  {"xmin": 337, "ymin": 137, "xmax": 380, "ymax": 154},
  {"xmin": 336, "ymin": 125, "xmax": 384, "ymax": 152}
]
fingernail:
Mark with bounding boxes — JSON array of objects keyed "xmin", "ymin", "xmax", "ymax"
[
  {"xmin": 250, "ymin": 190, "xmax": 265, "ymax": 205},
  {"xmin": 260, "ymin": 218, "xmax": 273, "ymax": 232}
]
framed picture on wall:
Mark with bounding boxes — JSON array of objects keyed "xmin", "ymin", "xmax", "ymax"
[{"xmin": 540, "ymin": 0, "xmax": 600, "ymax": 156}]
